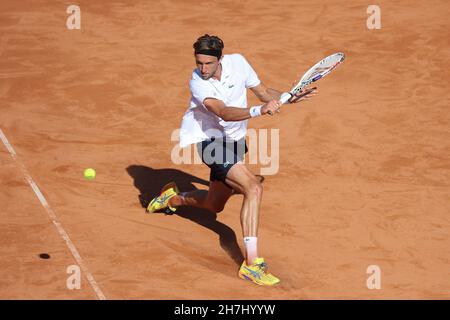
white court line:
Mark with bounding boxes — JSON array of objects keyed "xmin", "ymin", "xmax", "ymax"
[{"xmin": 0, "ymin": 128, "xmax": 106, "ymax": 300}]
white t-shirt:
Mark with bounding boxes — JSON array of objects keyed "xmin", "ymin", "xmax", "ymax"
[{"xmin": 179, "ymin": 53, "xmax": 260, "ymax": 148}]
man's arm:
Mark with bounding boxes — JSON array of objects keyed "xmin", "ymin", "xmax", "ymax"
[
  {"xmin": 203, "ymin": 98, "xmax": 280, "ymax": 121},
  {"xmin": 251, "ymin": 82, "xmax": 319, "ymax": 104},
  {"xmin": 250, "ymin": 82, "xmax": 283, "ymax": 103}
]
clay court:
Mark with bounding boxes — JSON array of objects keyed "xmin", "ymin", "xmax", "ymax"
[{"xmin": 1, "ymin": 0, "xmax": 449, "ymax": 299}]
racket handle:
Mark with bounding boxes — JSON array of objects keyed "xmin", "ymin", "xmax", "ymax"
[{"xmin": 280, "ymin": 92, "xmax": 292, "ymax": 104}]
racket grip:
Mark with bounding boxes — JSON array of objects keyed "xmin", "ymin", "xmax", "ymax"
[{"xmin": 280, "ymin": 92, "xmax": 292, "ymax": 104}]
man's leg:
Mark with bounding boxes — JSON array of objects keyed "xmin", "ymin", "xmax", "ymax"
[
  {"xmin": 169, "ymin": 180, "xmax": 233, "ymax": 213},
  {"xmin": 223, "ymin": 162, "xmax": 263, "ymax": 265},
  {"xmin": 224, "ymin": 162, "xmax": 280, "ymax": 285}
]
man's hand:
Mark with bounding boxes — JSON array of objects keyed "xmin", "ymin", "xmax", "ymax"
[
  {"xmin": 288, "ymin": 86, "xmax": 318, "ymax": 104},
  {"xmin": 261, "ymin": 99, "xmax": 281, "ymax": 116}
]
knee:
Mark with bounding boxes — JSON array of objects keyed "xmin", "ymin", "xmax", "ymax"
[
  {"xmin": 244, "ymin": 181, "xmax": 263, "ymax": 199},
  {"xmin": 214, "ymin": 205, "xmax": 226, "ymax": 213},
  {"xmin": 207, "ymin": 202, "xmax": 226, "ymax": 213},
  {"xmin": 213, "ymin": 205, "xmax": 225, "ymax": 213}
]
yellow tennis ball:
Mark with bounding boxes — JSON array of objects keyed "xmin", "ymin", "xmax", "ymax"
[{"xmin": 84, "ymin": 168, "xmax": 96, "ymax": 180}]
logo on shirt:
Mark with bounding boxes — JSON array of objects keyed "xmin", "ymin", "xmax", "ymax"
[{"xmin": 228, "ymin": 84, "xmax": 234, "ymax": 89}]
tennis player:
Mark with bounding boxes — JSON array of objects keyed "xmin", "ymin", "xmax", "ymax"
[{"xmin": 147, "ymin": 34, "xmax": 317, "ymax": 286}]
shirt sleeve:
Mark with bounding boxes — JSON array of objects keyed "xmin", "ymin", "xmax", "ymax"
[
  {"xmin": 239, "ymin": 54, "xmax": 261, "ymax": 89},
  {"xmin": 189, "ymin": 79, "xmax": 221, "ymax": 108}
]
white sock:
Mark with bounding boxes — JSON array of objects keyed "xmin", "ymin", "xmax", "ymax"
[{"xmin": 243, "ymin": 236, "xmax": 258, "ymax": 265}]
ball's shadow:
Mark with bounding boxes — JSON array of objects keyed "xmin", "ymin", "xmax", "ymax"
[{"xmin": 126, "ymin": 165, "xmax": 244, "ymax": 266}]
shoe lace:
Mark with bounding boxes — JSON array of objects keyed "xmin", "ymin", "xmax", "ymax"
[{"xmin": 256, "ymin": 261, "xmax": 268, "ymax": 273}]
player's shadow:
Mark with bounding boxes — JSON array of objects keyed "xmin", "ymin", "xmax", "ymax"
[{"xmin": 126, "ymin": 165, "xmax": 244, "ymax": 266}]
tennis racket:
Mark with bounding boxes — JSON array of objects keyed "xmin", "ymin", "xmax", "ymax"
[{"xmin": 279, "ymin": 52, "xmax": 345, "ymax": 104}]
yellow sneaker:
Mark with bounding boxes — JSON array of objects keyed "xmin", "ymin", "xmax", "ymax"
[
  {"xmin": 238, "ymin": 257, "xmax": 280, "ymax": 286},
  {"xmin": 146, "ymin": 182, "xmax": 179, "ymax": 214}
]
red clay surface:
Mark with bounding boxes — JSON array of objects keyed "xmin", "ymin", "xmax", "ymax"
[{"xmin": 1, "ymin": 0, "xmax": 449, "ymax": 299}]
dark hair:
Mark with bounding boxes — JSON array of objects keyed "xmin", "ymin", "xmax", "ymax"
[{"xmin": 193, "ymin": 34, "xmax": 224, "ymax": 58}]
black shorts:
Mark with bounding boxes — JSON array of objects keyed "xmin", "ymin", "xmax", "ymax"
[{"xmin": 197, "ymin": 137, "xmax": 248, "ymax": 185}]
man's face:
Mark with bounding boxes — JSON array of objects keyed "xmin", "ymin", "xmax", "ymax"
[{"xmin": 195, "ymin": 54, "xmax": 221, "ymax": 80}]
